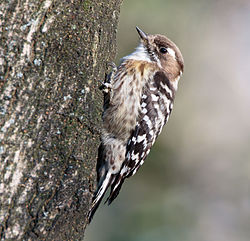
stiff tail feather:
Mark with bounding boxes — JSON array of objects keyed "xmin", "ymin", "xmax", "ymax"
[
  {"xmin": 106, "ymin": 176, "xmax": 125, "ymax": 205},
  {"xmin": 88, "ymin": 172, "xmax": 113, "ymax": 223}
]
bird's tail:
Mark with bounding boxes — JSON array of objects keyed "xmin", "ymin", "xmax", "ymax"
[
  {"xmin": 106, "ymin": 175, "xmax": 125, "ymax": 205},
  {"xmin": 88, "ymin": 172, "xmax": 113, "ymax": 223}
]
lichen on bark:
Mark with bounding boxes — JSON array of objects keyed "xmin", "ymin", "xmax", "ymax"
[{"xmin": 0, "ymin": 0, "xmax": 123, "ymax": 240}]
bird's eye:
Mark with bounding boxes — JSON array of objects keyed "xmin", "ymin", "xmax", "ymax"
[{"xmin": 160, "ymin": 47, "xmax": 168, "ymax": 54}]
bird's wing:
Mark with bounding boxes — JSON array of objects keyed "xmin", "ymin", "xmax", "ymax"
[{"xmin": 107, "ymin": 71, "xmax": 175, "ymax": 204}]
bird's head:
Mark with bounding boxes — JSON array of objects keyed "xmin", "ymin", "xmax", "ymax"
[{"xmin": 135, "ymin": 27, "xmax": 184, "ymax": 82}]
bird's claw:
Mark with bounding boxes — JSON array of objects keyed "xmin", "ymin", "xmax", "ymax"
[
  {"xmin": 108, "ymin": 62, "xmax": 117, "ymax": 72},
  {"xmin": 99, "ymin": 82, "xmax": 112, "ymax": 93}
]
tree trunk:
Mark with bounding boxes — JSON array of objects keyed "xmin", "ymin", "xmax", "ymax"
[{"xmin": 0, "ymin": 0, "xmax": 123, "ymax": 240}]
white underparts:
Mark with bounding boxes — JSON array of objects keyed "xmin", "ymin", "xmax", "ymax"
[{"xmin": 122, "ymin": 43, "xmax": 152, "ymax": 62}]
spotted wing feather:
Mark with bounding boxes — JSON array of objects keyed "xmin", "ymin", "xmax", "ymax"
[{"xmin": 107, "ymin": 71, "xmax": 175, "ymax": 204}]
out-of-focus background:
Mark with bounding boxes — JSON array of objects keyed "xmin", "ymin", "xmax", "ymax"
[{"xmin": 86, "ymin": 0, "xmax": 250, "ymax": 240}]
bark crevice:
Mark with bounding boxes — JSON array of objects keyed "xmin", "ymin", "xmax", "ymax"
[{"xmin": 0, "ymin": 0, "xmax": 123, "ymax": 240}]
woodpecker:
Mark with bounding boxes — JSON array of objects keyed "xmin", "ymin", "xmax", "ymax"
[{"xmin": 88, "ymin": 27, "xmax": 184, "ymax": 222}]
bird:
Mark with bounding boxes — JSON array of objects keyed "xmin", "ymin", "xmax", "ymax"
[{"xmin": 88, "ymin": 27, "xmax": 184, "ymax": 222}]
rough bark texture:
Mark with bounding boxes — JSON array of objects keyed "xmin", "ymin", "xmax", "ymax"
[{"xmin": 0, "ymin": 0, "xmax": 122, "ymax": 240}]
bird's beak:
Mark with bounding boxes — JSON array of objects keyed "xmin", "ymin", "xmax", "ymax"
[{"xmin": 136, "ymin": 26, "xmax": 148, "ymax": 41}]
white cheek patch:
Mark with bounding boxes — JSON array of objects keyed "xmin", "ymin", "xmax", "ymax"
[
  {"xmin": 172, "ymin": 75, "xmax": 180, "ymax": 90},
  {"xmin": 167, "ymin": 47, "xmax": 176, "ymax": 59}
]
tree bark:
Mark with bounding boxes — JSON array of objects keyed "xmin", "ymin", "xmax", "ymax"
[{"xmin": 0, "ymin": 0, "xmax": 123, "ymax": 240}]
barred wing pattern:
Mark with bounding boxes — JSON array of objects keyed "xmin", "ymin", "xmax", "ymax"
[{"xmin": 107, "ymin": 71, "xmax": 175, "ymax": 204}]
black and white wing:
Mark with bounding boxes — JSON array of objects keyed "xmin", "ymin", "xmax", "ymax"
[{"xmin": 107, "ymin": 71, "xmax": 175, "ymax": 204}]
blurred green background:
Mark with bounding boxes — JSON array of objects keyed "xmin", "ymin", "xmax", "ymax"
[{"xmin": 85, "ymin": 0, "xmax": 250, "ymax": 240}]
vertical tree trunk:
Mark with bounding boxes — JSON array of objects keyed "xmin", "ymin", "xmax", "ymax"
[{"xmin": 0, "ymin": 0, "xmax": 123, "ymax": 240}]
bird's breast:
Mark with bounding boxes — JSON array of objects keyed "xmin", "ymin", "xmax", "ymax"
[{"xmin": 103, "ymin": 60, "xmax": 158, "ymax": 140}]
